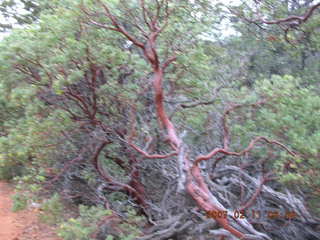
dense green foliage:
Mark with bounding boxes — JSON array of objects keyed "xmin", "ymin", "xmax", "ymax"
[{"xmin": 227, "ymin": 75, "xmax": 320, "ymax": 212}]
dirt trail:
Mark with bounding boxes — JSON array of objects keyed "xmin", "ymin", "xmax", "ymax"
[{"xmin": 0, "ymin": 181, "xmax": 61, "ymax": 240}]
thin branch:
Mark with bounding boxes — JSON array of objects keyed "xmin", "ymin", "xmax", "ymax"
[
  {"xmin": 162, "ymin": 55, "xmax": 177, "ymax": 70},
  {"xmin": 129, "ymin": 142, "xmax": 177, "ymax": 159},
  {"xmin": 85, "ymin": 0, "xmax": 145, "ymax": 49},
  {"xmin": 259, "ymin": 3, "xmax": 320, "ymax": 25},
  {"xmin": 92, "ymin": 141, "xmax": 148, "ymax": 207},
  {"xmin": 140, "ymin": 0, "xmax": 152, "ymax": 30},
  {"xmin": 46, "ymin": 145, "xmax": 87, "ymax": 185},
  {"xmin": 193, "ymin": 136, "xmax": 297, "ymax": 176},
  {"xmin": 180, "ymin": 85, "xmax": 225, "ymax": 109},
  {"xmin": 230, "ymin": 3, "xmax": 320, "ymax": 27},
  {"xmin": 239, "ymin": 172, "xmax": 275, "ymax": 212},
  {"xmin": 222, "ymin": 100, "xmax": 266, "ymax": 150},
  {"xmin": 86, "ymin": 19, "xmax": 119, "ymax": 32}
]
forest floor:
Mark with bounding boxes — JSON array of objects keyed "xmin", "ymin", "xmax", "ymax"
[{"xmin": 0, "ymin": 181, "xmax": 61, "ymax": 240}]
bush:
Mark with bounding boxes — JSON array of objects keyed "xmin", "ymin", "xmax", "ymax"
[
  {"xmin": 57, "ymin": 205, "xmax": 112, "ymax": 240},
  {"xmin": 39, "ymin": 193, "xmax": 65, "ymax": 224},
  {"xmin": 12, "ymin": 193, "xmax": 28, "ymax": 212},
  {"xmin": 57, "ymin": 205, "xmax": 145, "ymax": 240}
]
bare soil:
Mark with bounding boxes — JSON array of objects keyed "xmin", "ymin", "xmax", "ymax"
[{"xmin": 0, "ymin": 181, "xmax": 62, "ymax": 240}]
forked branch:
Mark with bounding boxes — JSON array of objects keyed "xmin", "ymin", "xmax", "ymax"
[
  {"xmin": 230, "ymin": 2, "xmax": 320, "ymax": 44},
  {"xmin": 230, "ymin": 3, "xmax": 320, "ymax": 26}
]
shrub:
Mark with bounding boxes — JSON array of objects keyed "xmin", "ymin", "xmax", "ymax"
[
  {"xmin": 39, "ymin": 193, "xmax": 65, "ymax": 224},
  {"xmin": 57, "ymin": 205, "xmax": 112, "ymax": 240},
  {"xmin": 57, "ymin": 205, "xmax": 144, "ymax": 240},
  {"xmin": 12, "ymin": 193, "xmax": 28, "ymax": 212}
]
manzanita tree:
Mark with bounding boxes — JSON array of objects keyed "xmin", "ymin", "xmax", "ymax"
[{"xmin": 80, "ymin": 0, "xmax": 320, "ymax": 239}]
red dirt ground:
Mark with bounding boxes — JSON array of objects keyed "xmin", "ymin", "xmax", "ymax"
[{"xmin": 0, "ymin": 181, "xmax": 62, "ymax": 240}]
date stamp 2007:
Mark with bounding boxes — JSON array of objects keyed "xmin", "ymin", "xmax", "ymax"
[{"xmin": 206, "ymin": 209, "xmax": 298, "ymax": 220}]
